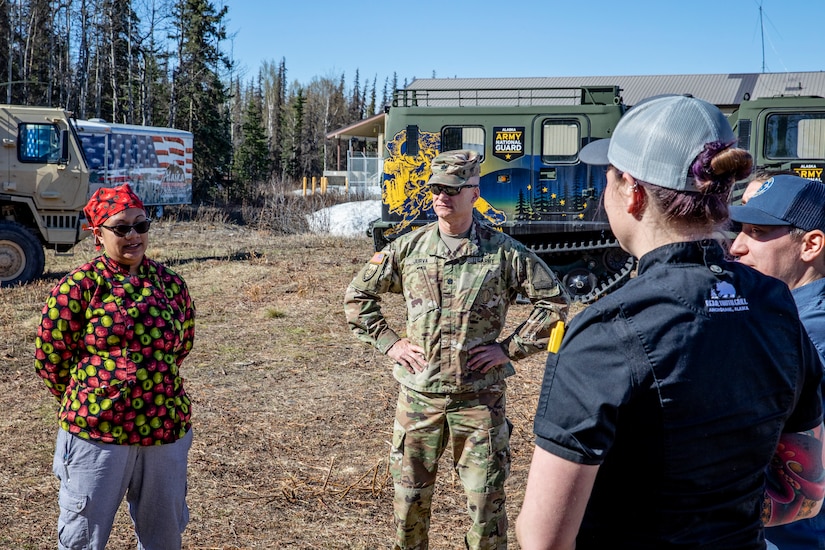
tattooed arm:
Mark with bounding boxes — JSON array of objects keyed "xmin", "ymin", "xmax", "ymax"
[{"xmin": 763, "ymin": 422, "xmax": 825, "ymax": 526}]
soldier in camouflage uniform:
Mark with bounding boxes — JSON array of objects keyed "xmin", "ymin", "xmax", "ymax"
[{"xmin": 344, "ymin": 150, "xmax": 567, "ymax": 550}]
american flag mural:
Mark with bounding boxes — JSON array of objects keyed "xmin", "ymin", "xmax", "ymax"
[{"xmin": 75, "ymin": 120, "xmax": 193, "ymax": 206}]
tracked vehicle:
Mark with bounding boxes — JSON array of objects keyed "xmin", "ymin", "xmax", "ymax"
[{"xmin": 370, "ymin": 85, "xmax": 632, "ymax": 302}]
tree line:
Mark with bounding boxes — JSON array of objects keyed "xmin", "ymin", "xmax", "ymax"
[{"xmin": 1, "ymin": 0, "xmax": 404, "ymax": 202}]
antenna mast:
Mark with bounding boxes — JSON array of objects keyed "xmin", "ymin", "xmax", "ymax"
[{"xmin": 759, "ymin": 3, "xmax": 766, "ymax": 73}]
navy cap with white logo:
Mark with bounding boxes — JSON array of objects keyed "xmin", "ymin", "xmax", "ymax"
[{"xmin": 729, "ymin": 175, "xmax": 825, "ymax": 231}]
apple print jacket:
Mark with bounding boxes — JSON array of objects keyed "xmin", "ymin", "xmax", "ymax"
[{"xmin": 35, "ymin": 253, "xmax": 195, "ymax": 446}]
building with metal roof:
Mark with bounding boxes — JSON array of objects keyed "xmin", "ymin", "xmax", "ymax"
[{"xmin": 404, "ymin": 72, "xmax": 825, "ymax": 112}]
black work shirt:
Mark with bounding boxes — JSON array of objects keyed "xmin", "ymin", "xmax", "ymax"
[{"xmin": 534, "ymin": 240, "xmax": 823, "ymax": 549}]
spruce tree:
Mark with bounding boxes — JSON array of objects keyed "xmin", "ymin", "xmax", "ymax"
[
  {"xmin": 169, "ymin": 0, "xmax": 232, "ymax": 201},
  {"xmin": 281, "ymin": 86, "xmax": 305, "ymax": 180},
  {"xmin": 233, "ymin": 86, "xmax": 271, "ymax": 195}
]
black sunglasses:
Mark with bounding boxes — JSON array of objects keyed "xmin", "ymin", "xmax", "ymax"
[
  {"xmin": 100, "ymin": 220, "xmax": 151, "ymax": 237},
  {"xmin": 429, "ymin": 184, "xmax": 478, "ymax": 196}
]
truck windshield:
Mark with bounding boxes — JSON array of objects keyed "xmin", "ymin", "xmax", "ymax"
[{"xmin": 18, "ymin": 123, "xmax": 61, "ymax": 163}]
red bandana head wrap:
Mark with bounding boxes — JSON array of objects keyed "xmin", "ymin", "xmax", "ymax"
[{"xmin": 84, "ymin": 184, "xmax": 145, "ymax": 228}]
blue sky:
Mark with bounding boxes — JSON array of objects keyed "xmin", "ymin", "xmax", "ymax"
[{"xmin": 222, "ymin": 0, "xmax": 824, "ymax": 88}]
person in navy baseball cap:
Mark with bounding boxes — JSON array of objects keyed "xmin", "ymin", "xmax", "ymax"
[{"xmin": 729, "ymin": 176, "xmax": 825, "ymax": 549}]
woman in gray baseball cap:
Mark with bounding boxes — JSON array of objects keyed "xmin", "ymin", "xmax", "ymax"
[{"xmin": 517, "ymin": 95, "xmax": 825, "ymax": 549}]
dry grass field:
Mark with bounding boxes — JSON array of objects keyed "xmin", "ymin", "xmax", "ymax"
[{"xmin": 0, "ymin": 216, "xmax": 562, "ymax": 549}]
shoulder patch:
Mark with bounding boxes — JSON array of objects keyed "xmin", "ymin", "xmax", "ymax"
[{"xmin": 363, "ymin": 251, "xmax": 388, "ymax": 282}]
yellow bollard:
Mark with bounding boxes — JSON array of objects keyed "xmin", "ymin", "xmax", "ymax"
[
  {"xmin": 321, "ymin": 176, "xmax": 328, "ymax": 194},
  {"xmin": 302, "ymin": 176, "xmax": 307, "ymax": 197},
  {"xmin": 345, "ymin": 177, "xmax": 349, "ymax": 195},
  {"xmin": 311, "ymin": 176, "xmax": 317, "ymax": 196}
]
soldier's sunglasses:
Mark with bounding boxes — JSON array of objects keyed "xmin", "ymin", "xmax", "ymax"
[
  {"xmin": 100, "ymin": 220, "xmax": 151, "ymax": 237},
  {"xmin": 429, "ymin": 184, "xmax": 478, "ymax": 196}
]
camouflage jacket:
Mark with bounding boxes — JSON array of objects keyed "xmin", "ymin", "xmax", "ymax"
[{"xmin": 344, "ymin": 221, "xmax": 567, "ymax": 393}]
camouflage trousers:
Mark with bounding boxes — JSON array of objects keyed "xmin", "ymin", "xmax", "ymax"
[{"xmin": 389, "ymin": 382, "xmax": 511, "ymax": 550}]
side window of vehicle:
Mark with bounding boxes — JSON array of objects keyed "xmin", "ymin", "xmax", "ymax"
[
  {"xmin": 765, "ymin": 113, "xmax": 825, "ymax": 159},
  {"xmin": 541, "ymin": 119, "xmax": 579, "ymax": 163},
  {"xmin": 441, "ymin": 126, "xmax": 485, "ymax": 159},
  {"xmin": 19, "ymin": 123, "xmax": 61, "ymax": 163}
]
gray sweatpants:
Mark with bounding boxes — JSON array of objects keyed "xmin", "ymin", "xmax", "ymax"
[{"xmin": 52, "ymin": 427, "xmax": 192, "ymax": 550}]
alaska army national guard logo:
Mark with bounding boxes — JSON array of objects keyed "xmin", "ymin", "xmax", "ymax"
[{"xmin": 493, "ymin": 126, "xmax": 525, "ymax": 161}]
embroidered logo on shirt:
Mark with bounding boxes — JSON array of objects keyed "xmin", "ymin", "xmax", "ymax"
[{"xmin": 705, "ymin": 281, "xmax": 750, "ymax": 313}]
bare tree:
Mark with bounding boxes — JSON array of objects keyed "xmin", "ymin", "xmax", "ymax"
[{"xmin": 76, "ymin": 0, "xmax": 90, "ymax": 116}]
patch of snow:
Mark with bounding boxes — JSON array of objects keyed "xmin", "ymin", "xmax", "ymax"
[{"xmin": 306, "ymin": 200, "xmax": 382, "ymax": 238}]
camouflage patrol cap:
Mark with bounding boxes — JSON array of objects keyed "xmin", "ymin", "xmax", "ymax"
[{"xmin": 428, "ymin": 149, "xmax": 481, "ymax": 187}]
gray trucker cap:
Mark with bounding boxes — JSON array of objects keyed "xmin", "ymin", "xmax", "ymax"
[{"xmin": 579, "ymin": 95, "xmax": 734, "ymax": 192}]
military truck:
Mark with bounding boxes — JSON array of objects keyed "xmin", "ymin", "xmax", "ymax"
[
  {"xmin": 0, "ymin": 106, "xmax": 193, "ymax": 287},
  {"xmin": 370, "ymin": 85, "xmax": 632, "ymax": 302},
  {"xmin": 0, "ymin": 105, "xmax": 90, "ymax": 287}
]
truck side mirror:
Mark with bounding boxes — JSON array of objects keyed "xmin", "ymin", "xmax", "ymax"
[{"xmin": 59, "ymin": 129, "xmax": 70, "ymax": 165}]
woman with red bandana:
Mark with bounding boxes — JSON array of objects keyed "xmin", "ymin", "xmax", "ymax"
[{"xmin": 34, "ymin": 183, "xmax": 195, "ymax": 550}]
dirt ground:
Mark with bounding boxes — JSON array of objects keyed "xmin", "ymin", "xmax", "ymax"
[{"xmin": 0, "ymin": 220, "xmax": 559, "ymax": 549}]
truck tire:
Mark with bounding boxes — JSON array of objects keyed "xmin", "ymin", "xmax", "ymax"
[{"xmin": 0, "ymin": 222, "xmax": 46, "ymax": 287}]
